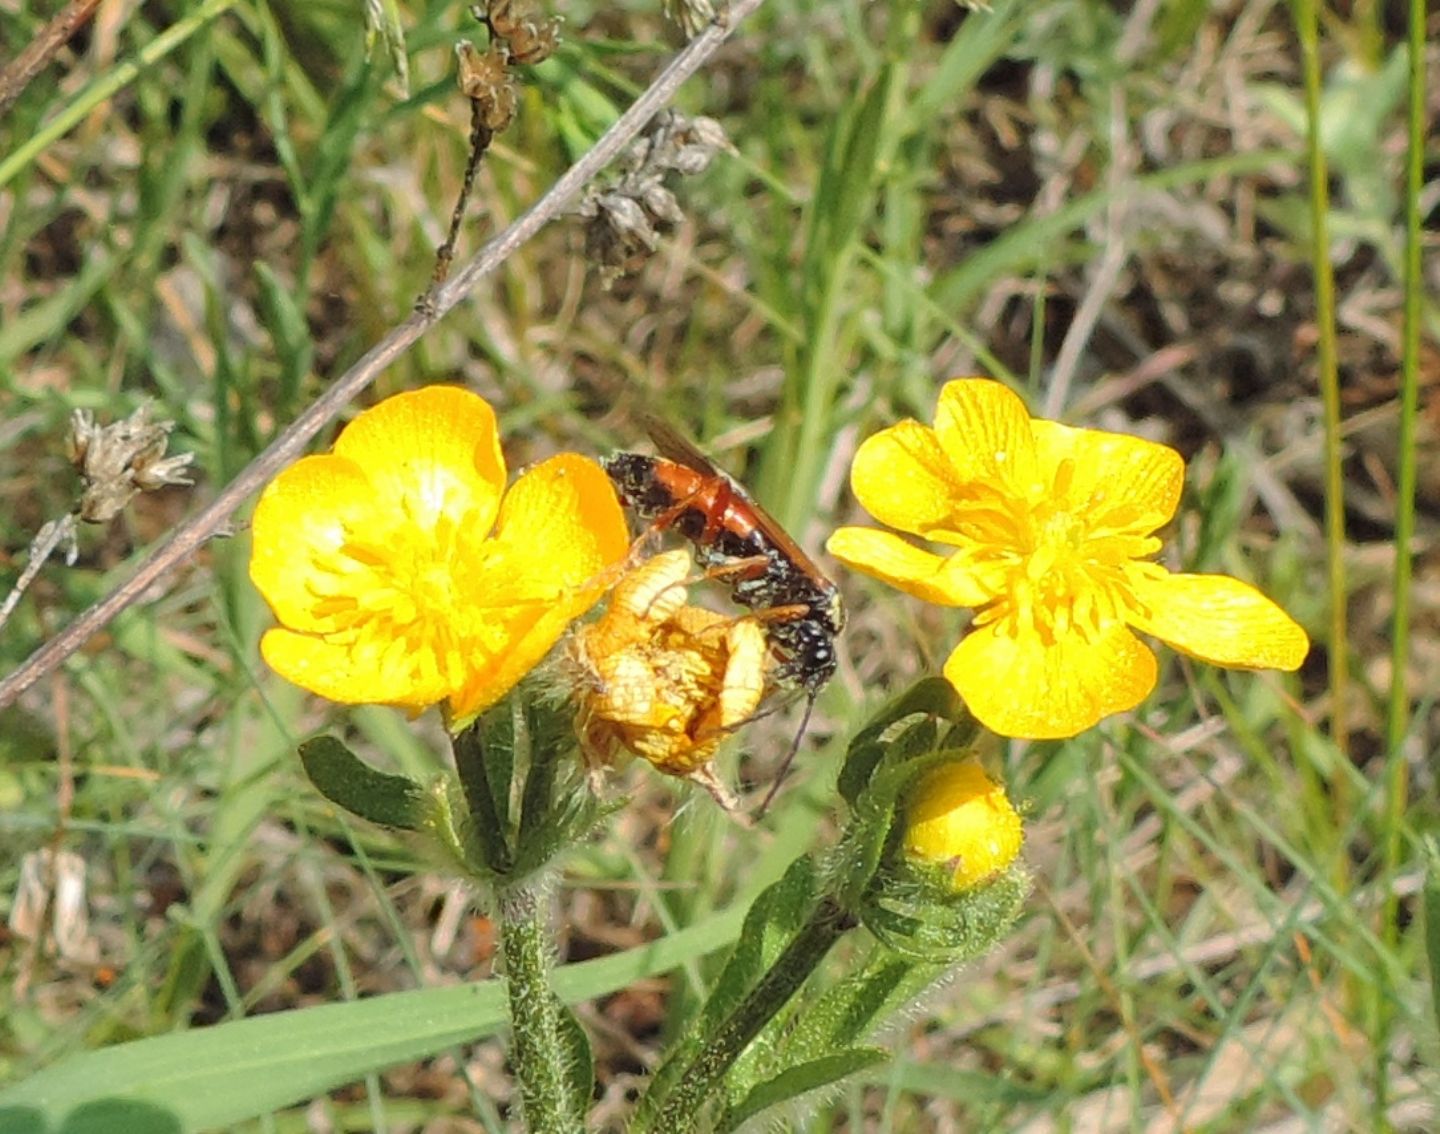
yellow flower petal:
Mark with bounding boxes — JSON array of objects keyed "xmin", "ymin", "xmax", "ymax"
[
  {"xmin": 260, "ymin": 627, "xmax": 449, "ymax": 711},
  {"xmin": 250, "ymin": 454, "xmax": 376, "ymax": 633},
  {"xmin": 944, "ymin": 619, "xmax": 1158, "ymax": 738},
  {"xmin": 490, "ymin": 453, "xmax": 630, "ymax": 594},
  {"xmin": 334, "ymin": 386, "xmax": 506, "ymax": 537},
  {"xmin": 450, "ymin": 601, "xmax": 593, "ymax": 725},
  {"xmin": 905, "ymin": 759, "xmax": 1024, "ymax": 891},
  {"xmin": 1126, "ymin": 570, "xmax": 1310, "ymax": 671},
  {"xmin": 449, "ymin": 454, "xmax": 630, "ymax": 724},
  {"xmin": 932, "ymin": 379, "xmax": 1040, "ymax": 497},
  {"xmin": 827, "ymin": 527, "xmax": 990, "ymax": 607},
  {"xmin": 1030, "ymin": 419, "xmax": 1184, "ymax": 536},
  {"xmin": 850, "ymin": 420, "xmax": 959, "ymax": 537}
]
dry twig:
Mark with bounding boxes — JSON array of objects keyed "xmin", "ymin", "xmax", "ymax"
[
  {"xmin": 0, "ymin": 0, "xmax": 106, "ymax": 120},
  {"xmin": 424, "ymin": 1, "xmax": 562, "ymax": 299}
]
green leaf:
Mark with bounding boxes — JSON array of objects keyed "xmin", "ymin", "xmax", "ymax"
[
  {"xmin": 777, "ymin": 958, "xmax": 938, "ymax": 1064},
  {"xmin": 863, "ymin": 1058, "xmax": 1051, "ymax": 1105},
  {"xmin": 298, "ymin": 736, "xmax": 431, "ymax": 830},
  {"xmin": 299, "ymin": 55, "xmax": 380, "ymax": 268},
  {"xmin": 700, "ymin": 857, "xmax": 819, "ymax": 1030},
  {"xmin": 905, "ymin": 0, "xmax": 1021, "ymax": 129},
  {"xmin": 838, "ymin": 678, "xmax": 960, "ymax": 806},
  {"xmin": 365, "ymin": 0, "xmax": 410, "ymax": 98},
  {"xmin": 553, "ymin": 994, "xmax": 595, "ymax": 1123},
  {"xmin": 253, "ymin": 262, "xmax": 312, "ymax": 411},
  {"xmin": 834, "ymin": 746, "xmax": 975, "ymax": 913},
  {"xmin": 722, "ymin": 957, "xmax": 930, "ymax": 1114},
  {"xmin": 723, "ymin": 1048, "xmax": 889, "ymax": 1131},
  {"xmin": 824, "ymin": 66, "xmax": 895, "ymax": 256},
  {"xmin": 638, "ymin": 856, "xmax": 820, "ymax": 1114},
  {"xmin": 0, "ymin": 983, "xmax": 506, "ymax": 1133}
]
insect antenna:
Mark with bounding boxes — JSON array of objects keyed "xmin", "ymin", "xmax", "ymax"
[{"xmin": 755, "ymin": 691, "xmax": 818, "ymax": 817}]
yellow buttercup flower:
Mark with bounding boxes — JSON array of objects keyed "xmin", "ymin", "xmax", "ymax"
[
  {"xmin": 827, "ymin": 379, "xmax": 1309, "ymax": 739},
  {"xmin": 250, "ymin": 386, "xmax": 629, "ymax": 728},
  {"xmin": 904, "ymin": 759, "xmax": 1023, "ymax": 892}
]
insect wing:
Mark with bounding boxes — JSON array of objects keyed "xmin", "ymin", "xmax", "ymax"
[
  {"xmin": 637, "ymin": 412, "xmax": 726, "ymax": 479},
  {"xmin": 637, "ymin": 413, "xmax": 831, "ymax": 586}
]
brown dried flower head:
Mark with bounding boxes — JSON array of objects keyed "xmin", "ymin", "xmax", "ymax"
[
  {"xmin": 67, "ymin": 405, "xmax": 194, "ymax": 524},
  {"xmin": 455, "ymin": 41, "xmax": 518, "ymax": 132},
  {"xmin": 578, "ymin": 111, "xmax": 735, "ymax": 283},
  {"xmin": 662, "ymin": 0, "xmax": 719, "ymax": 39},
  {"xmin": 566, "ymin": 549, "xmax": 769, "ymax": 809},
  {"xmin": 476, "ymin": 0, "xmax": 560, "ymax": 66}
]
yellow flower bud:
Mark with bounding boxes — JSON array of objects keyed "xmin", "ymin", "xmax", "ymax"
[{"xmin": 904, "ymin": 760, "xmax": 1022, "ymax": 892}]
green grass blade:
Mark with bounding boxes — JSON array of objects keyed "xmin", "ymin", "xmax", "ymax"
[
  {"xmin": 1380, "ymin": 0, "xmax": 1429, "ymax": 1109},
  {"xmin": 1426, "ymin": 839, "xmax": 1440, "ymax": 1039},
  {"xmin": 0, "ymin": 0, "xmax": 239, "ymax": 192}
]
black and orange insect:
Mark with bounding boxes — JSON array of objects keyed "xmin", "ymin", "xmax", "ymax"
[{"xmin": 601, "ymin": 416, "xmax": 845, "ymax": 700}]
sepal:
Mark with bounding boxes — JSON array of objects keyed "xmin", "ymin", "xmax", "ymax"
[
  {"xmin": 450, "ymin": 680, "xmax": 615, "ymax": 883},
  {"xmin": 860, "ymin": 861, "xmax": 1029, "ymax": 963},
  {"xmin": 298, "ymin": 736, "xmax": 433, "ymax": 831},
  {"xmin": 837, "ymin": 676, "xmax": 966, "ymax": 806}
]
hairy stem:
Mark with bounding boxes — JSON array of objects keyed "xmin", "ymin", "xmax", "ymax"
[
  {"xmin": 635, "ymin": 894, "xmax": 856, "ymax": 1133},
  {"xmin": 497, "ymin": 881, "xmax": 577, "ymax": 1133}
]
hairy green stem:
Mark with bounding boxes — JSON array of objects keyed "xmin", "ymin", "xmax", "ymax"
[
  {"xmin": 498, "ymin": 881, "xmax": 577, "ymax": 1133},
  {"xmin": 637, "ymin": 895, "xmax": 857, "ymax": 1133}
]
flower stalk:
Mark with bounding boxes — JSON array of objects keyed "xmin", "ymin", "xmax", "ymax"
[
  {"xmin": 496, "ymin": 880, "xmax": 581, "ymax": 1134},
  {"xmin": 634, "ymin": 893, "xmax": 858, "ymax": 1134}
]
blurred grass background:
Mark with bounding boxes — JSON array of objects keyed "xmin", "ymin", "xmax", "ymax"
[{"xmin": 1, "ymin": 0, "xmax": 1437, "ymax": 1129}]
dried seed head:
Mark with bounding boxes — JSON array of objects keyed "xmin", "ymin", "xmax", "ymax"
[
  {"xmin": 456, "ymin": 40, "xmax": 518, "ymax": 132},
  {"xmin": 580, "ymin": 190, "xmax": 661, "ymax": 282},
  {"xmin": 500, "ymin": 17, "xmax": 560, "ymax": 65},
  {"xmin": 67, "ymin": 405, "xmax": 194, "ymax": 524},
  {"xmin": 662, "ymin": 0, "xmax": 719, "ymax": 38},
  {"xmin": 636, "ymin": 179, "xmax": 684, "ymax": 228},
  {"xmin": 476, "ymin": 0, "xmax": 561, "ymax": 66},
  {"xmin": 619, "ymin": 112, "xmax": 734, "ymax": 178},
  {"xmin": 577, "ymin": 111, "xmax": 735, "ymax": 281},
  {"xmin": 685, "ymin": 115, "xmax": 734, "ymax": 155}
]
